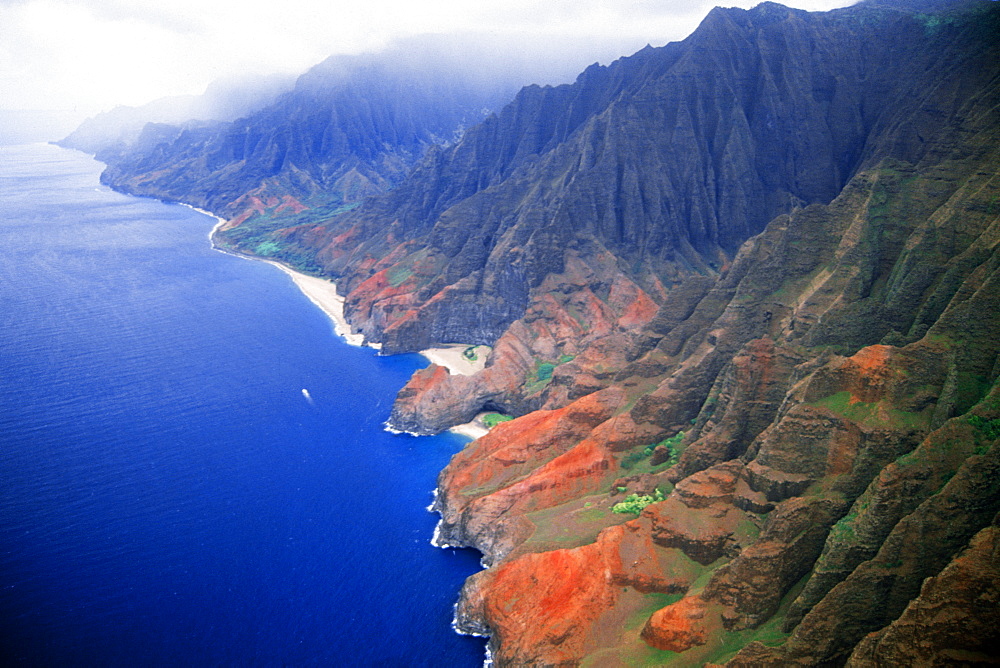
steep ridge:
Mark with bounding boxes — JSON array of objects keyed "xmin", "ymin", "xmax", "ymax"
[
  {"xmin": 58, "ymin": 72, "xmax": 296, "ymax": 158},
  {"xmin": 358, "ymin": 2, "xmax": 1000, "ymax": 664},
  {"xmin": 283, "ymin": 0, "xmax": 1000, "ymax": 433},
  {"xmin": 93, "ymin": 50, "xmax": 519, "ymax": 221},
  {"xmin": 82, "ymin": 0, "xmax": 1000, "ymax": 664}
]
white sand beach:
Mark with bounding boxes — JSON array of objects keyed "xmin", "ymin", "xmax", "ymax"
[
  {"xmin": 269, "ymin": 264, "xmax": 369, "ymax": 347},
  {"xmin": 421, "ymin": 344, "xmax": 489, "ymax": 376},
  {"xmin": 450, "ymin": 416, "xmax": 490, "ymax": 440},
  {"xmin": 204, "ymin": 214, "xmax": 368, "ymax": 347}
]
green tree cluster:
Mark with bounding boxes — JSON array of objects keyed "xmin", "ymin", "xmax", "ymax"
[{"xmin": 611, "ymin": 488, "xmax": 665, "ymax": 515}]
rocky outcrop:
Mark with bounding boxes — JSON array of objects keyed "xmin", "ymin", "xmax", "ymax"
[
  {"xmin": 641, "ymin": 596, "xmax": 709, "ymax": 653},
  {"xmin": 845, "ymin": 521, "xmax": 1000, "ymax": 666},
  {"xmin": 432, "ymin": 388, "xmax": 625, "ymax": 564}
]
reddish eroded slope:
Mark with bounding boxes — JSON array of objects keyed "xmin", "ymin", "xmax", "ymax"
[
  {"xmin": 433, "ymin": 388, "xmax": 625, "ymax": 564},
  {"xmin": 386, "ymin": 249, "xmax": 662, "ymax": 434},
  {"xmin": 436, "ymin": 106, "xmax": 1000, "ymax": 662}
]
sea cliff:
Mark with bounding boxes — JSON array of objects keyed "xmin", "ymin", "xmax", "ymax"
[{"xmin": 75, "ymin": 0, "xmax": 1000, "ymax": 664}]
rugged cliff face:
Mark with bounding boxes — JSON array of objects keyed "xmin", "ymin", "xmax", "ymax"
[
  {"xmin": 82, "ymin": 0, "xmax": 1000, "ymax": 664},
  {"xmin": 90, "ymin": 50, "xmax": 519, "ymax": 221},
  {"xmin": 58, "ymin": 73, "xmax": 296, "ymax": 159}
]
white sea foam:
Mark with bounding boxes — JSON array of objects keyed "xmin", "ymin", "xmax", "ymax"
[
  {"xmin": 451, "ymin": 603, "xmax": 490, "ymax": 638},
  {"xmin": 382, "ymin": 420, "xmax": 422, "ymax": 437},
  {"xmin": 178, "ymin": 202, "xmax": 226, "ymax": 238},
  {"xmin": 431, "ymin": 522, "xmax": 445, "ymax": 547}
]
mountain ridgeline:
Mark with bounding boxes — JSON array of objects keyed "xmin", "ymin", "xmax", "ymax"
[
  {"xmin": 208, "ymin": 0, "xmax": 998, "ymax": 355},
  {"xmin": 82, "ymin": 0, "xmax": 1000, "ymax": 665},
  {"xmin": 87, "ymin": 50, "xmax": 522, "ymax": 220}
]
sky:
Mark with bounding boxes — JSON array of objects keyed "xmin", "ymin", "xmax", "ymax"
[{"xmin": 1, "ymin": 0, "xmax": 857, "ymax": 118}]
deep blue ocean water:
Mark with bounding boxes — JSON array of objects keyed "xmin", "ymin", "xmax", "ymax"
[{"xmin": 0, "ymin": 143, "xmax": 485, "ymax": 666}]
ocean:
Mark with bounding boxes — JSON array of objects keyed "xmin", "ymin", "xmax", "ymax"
[{"xmin": 0, "ymin": 143, "xmax": 485, "ymax": 666}]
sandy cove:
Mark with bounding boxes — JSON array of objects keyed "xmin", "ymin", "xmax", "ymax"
[
  {"xmin": 253, "ymin": 258, "xmax": 492, "ymax": 441},
  {"xmin": 205, "ymin": 211, "xmax": 492, "ymax": 441},
  {"xmin": 421, "ymin": 344, "xmax": 489, "ymax": 376}
]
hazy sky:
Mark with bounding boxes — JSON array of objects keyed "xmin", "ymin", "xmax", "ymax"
[{"xmin": 1, "ymin": 0, "xmax": 857, "ymax": 116}]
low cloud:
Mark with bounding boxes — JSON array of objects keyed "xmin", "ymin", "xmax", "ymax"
[{"xmin": 1, "ymin": 0, "xmax": 858, "ymax": 117}]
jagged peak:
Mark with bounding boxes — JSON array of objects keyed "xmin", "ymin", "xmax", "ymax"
[
  {"xmin": 747, "ymin": 1, "xmax": 811, "ymax": 19},
  {"xmin": 859, "ymin": 0, "xmax": 984, "ymax": 11}
]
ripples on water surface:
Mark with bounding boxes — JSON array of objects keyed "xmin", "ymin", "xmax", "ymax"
[{"xmin": 0, "ymin": 144, "xmax": 484, "ymax": 666}]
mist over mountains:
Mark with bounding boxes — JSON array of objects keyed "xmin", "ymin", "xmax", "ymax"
[
  {"xmin": 65, "ymin": 31, "xmax": 631, "ymax": 219},
  {"xmin": 59, "ymin": 73, "xmax": 297, "ymax": 157},
  {"xmin": 67, "ymin": 0, "xmax": 1000, "ymax": 664}
]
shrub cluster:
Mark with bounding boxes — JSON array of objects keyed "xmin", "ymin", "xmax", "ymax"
[{"xmin": 611, "ymin": 488, "xmax": 664, "ymax": 515}]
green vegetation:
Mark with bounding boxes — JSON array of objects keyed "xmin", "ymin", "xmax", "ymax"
[
  {"xmin": 213, "ymin": 192, "xmax": 365, "ymax": 273},
  {"xmin": 810, "ymin": 391, "xmax": 931, "ymax": 430},
  {"xmin": 521, "ymin": 494, "xmax": 628, "ymax": 554},
  {"xmin": 956, "ymin": 374, "xmax": 991, "ymax": 416},
  {"xmin": 462, "ymin": 346, "xmax": 479, "ymax": 361},
  {"xmin": 915, "ymin": 11, "xmax": 962, "ymax": 35},
  {"xmin": 254, "ymin": 240, "xmax": 282, "ymax": 256},
  {"xmin": 386, "ymin": 264, "xmax": 414, "ymax": 287},
  {"xmin": 620, "ymin": 432, "xmax": 685, "ymax": 472},
  {"xmin": 968, "ymin": 414, "xmax": 1000, "ymax": 439},
  {"xmin": 536, "ymin": 362, "xmax": 557, "ymax": 382},
  {"xmin": 620, "ymin": 447, "xmax": 654, "ymax": 470},
  {"xmin": 215, "ymin": 212, "xmax": 325, "ymax": 273},
  {"xmin": 968, "ymin": 414, "xmax": 1000, "ymax": 443},
  {"xmin": 828, "ymin": 509, "xmax": 859, "ymax": 544},
  {"xmin": 621, "ymin": 431, "xmax": 684, "ymax": 471},
  {"xmin": 482, "ymin": 412, "xmax": 515, "ymax": 429},
  {"xmin": 657, "ymin": 432, "xmax": 684, "ymax": 467},
  {"xmin": 612, "ymin": 488, "xmax": 664, "ymax": 515},
  {"xmin": 384, "ymin": 248, "xmax": 436, "ymax": 289},
  {"xmin": 523, "ymin": 355, "xmax": 577, "ymax": 394}
]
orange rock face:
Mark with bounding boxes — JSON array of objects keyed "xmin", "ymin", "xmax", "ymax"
[
  {"xmin": 640, "ymin": 596, "xmax": 708, "ymax": 652},
  {"xmin": 478, "ymin": 544, "xmax": 619, "ymax": 664},
  {"xmin": 434, "ymin": 389, "xmax": 624, "ymax": 562},
  {"xmin": 459, "ymin": 517, "xmax": 698, "ymax": 665}
]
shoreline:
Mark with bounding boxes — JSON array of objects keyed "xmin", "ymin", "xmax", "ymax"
[
  {"xmin": 268, "ymin": 263, "xmax": 369, "ymax": 348},
  {"xmin": 449, "ymin": 416, "xmax": 489, "ymax": 440},
  {"xmin": 202, "ymin": 215, "xmax": 489, "ymax": 442},
  {"xmin": 201, "ymin": 212, "xmax": 370, "ymax": 348}
]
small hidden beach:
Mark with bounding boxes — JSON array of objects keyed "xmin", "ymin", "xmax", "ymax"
[{"xmin": 260, "ymin": 260, "xmax": 492, "ymax": 440}]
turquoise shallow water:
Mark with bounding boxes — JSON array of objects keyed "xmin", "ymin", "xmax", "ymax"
[{"xmin": 0, "ymin": 143, "xmax": 485, "ymax": 666}]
